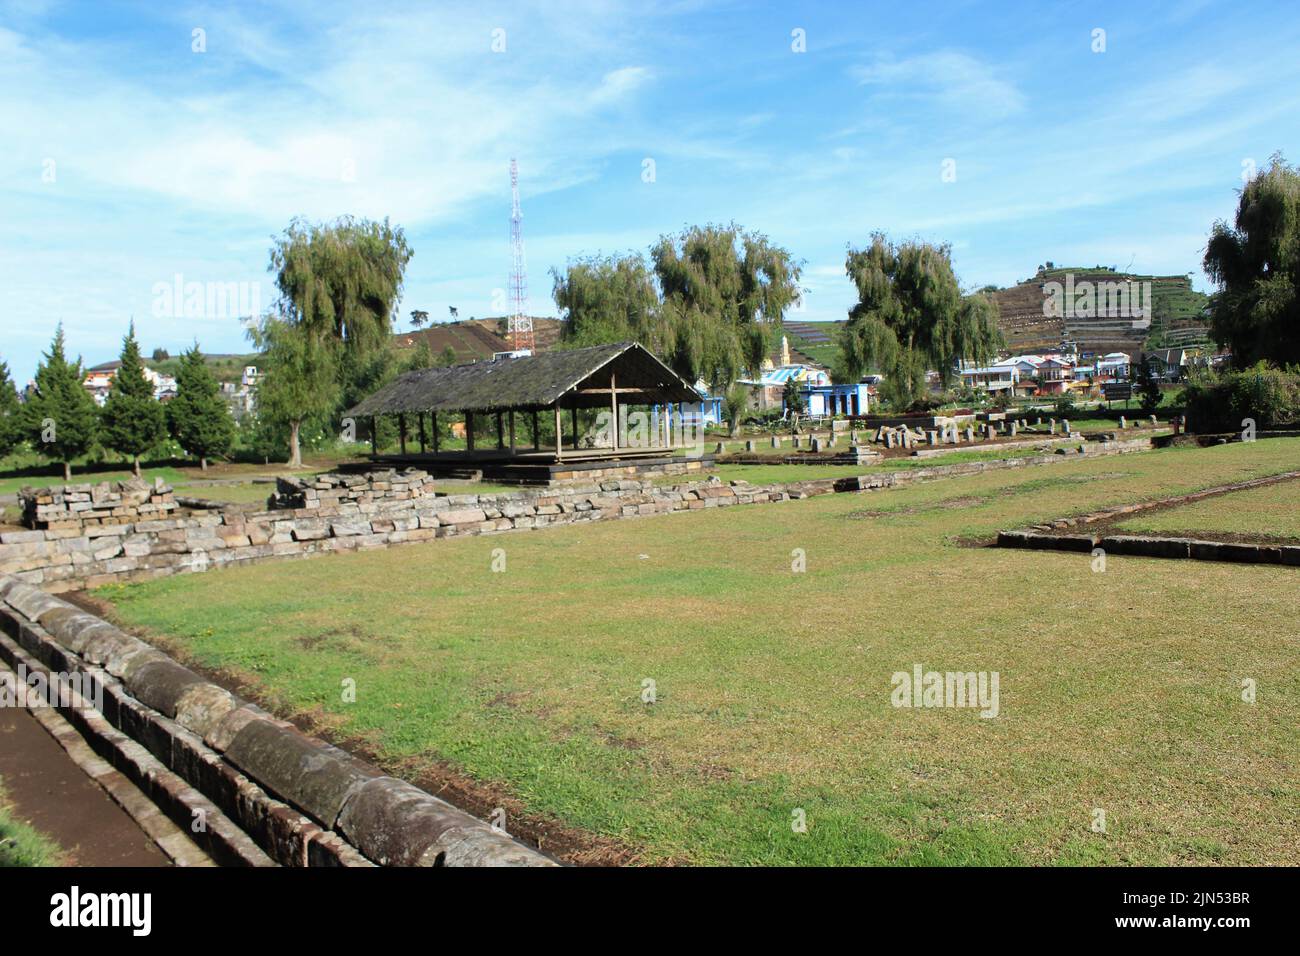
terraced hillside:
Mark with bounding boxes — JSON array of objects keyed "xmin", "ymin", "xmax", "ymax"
[
  {"xmin": 394, "ymin": 316, "xmax": 564, "ymax": 362},
  {"xmin": 992, "ymin": 267, "xmax": 1209, "ymax": 358},
  {"xmin": 784, "ymin": 320, "xmax": 846, "ymax": 369}
]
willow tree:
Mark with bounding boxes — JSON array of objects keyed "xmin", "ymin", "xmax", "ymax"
[
  {"xmin": 256, "ymin": 216, "xmax": 413, "ymax": 462},
  {"xmin": 248, "ymin": 315, "xmax": 337, "ymax": 468},
  {"xmin": 553, "ymin": 253, "xmax": 662, "ymax": 351},
  {"xmin": 1204, "ymin": 153, "xmax": 1300, "ymax": 367},
  {"xmin": 651, "ymin": 224, "xmax": 802, "ymax": 389},
  {"xmin": 269, "ymin": 216, "xmax": 413, "ymax": 357},
  {"xmin": 839, "ymin": 235, "xmax": 1001, "ymax": 407}
]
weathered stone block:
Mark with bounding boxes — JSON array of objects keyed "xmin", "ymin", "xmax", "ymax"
[
  {"xmin": 336, "ymin": 776, "xmax": 549, "ymax": 867},
  {"xmin": 225, "ymin": 720, "xmax": 379, "ymax": 829},
  {"xmin": 291, "ymin": 519, "xmax": 329, "ymax": 541}
]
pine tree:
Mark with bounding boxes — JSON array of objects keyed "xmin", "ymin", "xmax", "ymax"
[
  {"xmin": 1137, "ymin": 355, "xmax": 1163, "ymax": 415},
  {"xmin": 0, "ymin": 359, "xmax": 22, "ymax": 460},
  {"xmin": 167, "ymin": 345, "xmax": 236, "ymax": 472},
  {"xmin": 23, "ymin": 325, "xmax": 99, "ymax": 481},
  {"xmin": 100, "ymin": 322, "xmax": 166, "ymax": 477}
]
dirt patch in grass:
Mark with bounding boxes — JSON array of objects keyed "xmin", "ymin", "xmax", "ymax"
[{"xmin": 65, "ymin": 590, "xmax": 640, "ymax": 867}]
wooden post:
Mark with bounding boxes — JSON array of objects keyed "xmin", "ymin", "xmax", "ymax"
[
  {"xmin": 398, "ymin": 413, "xmax": 407, "ymax": 455},
  {"xmin": 432, "ymin": 411, "xmax": 439, "ymax": 454},
  {"xmin": 418, "ymin": 412, "xmax": 427, "ymax": 453},
  {"xmin": 466, "ymin": 411, "xmax": 475, "ymax": 453},
  {"xmin": 508, "ymin": 410, "xmax": 516, "ymax": 453},
  {"xmin": 570, "ymin": 406, "xmax": 578, "ymax": 451},
  {"xmin": 370, "ymin": 416, "xmax": 378, "ymax": 456},
  {"xmin": 610, "ymin": 373, "xmax": 618, "ymax": 451},
  {"xmin": 554, "ymin": 405, "xmax": 563, "ymax": 461},
  {"xmin": 496, "ymin": 411, "xmax": 504, "ymax": 450},
  {"xmin": 531, "ymin": 410, "xmax": 539, "ymax": 450}
]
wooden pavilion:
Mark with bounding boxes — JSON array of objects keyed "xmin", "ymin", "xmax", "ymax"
[{"xmin": 344, "ymin": 342, "xmax": 706, "ymax": 482}]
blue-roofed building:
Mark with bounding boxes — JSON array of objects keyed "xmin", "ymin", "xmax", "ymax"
[
  {"xmin": 739, "ymin": 364, "xmax": 830, "ymax": 411},
  {"xmin": 797, "ymin": 382, "xmax": 871, "ymax": 417}
]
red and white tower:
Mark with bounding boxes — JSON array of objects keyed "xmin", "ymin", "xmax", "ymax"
[{"xmin": 508, "ymin": 158, "xmax": 534, "ymax": 353}]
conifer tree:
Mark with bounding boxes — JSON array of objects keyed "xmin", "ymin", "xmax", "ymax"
[
  {"xmin": 100, "ymin": 322, "xmax": 166, "ymax": 477},
  {"xmin": 167, "ymin": 344, "xmax": 235, "ymax": 472},
  {"xmin": 0, "ymin": 359, "xmax": 22, "ymax": 460},
  {"xmin": 23, "ymin": 325, "xmax": 99, "ymax": 481}
]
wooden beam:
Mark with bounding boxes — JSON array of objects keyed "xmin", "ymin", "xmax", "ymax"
[
  {"xmin": 508, "ymin": 410, "xmax": 516, "ymax": 453},
  {"xmin": 398, "ymin": 413, "xmax": 407, "ymax": 455},
  {"xmin": 573, "ymin": 386, "xmax": 655, "ymax": 395},
  {"xmin": 418, "ymin": 412, "xmax": 427, "ymax": 453},
  {"xmin": 466, "ymin": 411, "xmax": 475, "ymax": 453},
  {"xmin": 370, "ymin": 416, "xmax": 378, "ymax": 456},
  {"xmin": 570, "ymin": 406, "xmax": 578, "ymax": 451},
  {"xmin": 432, "ymin": 412, "xmax": 439, "ymax": 454},
  {"xmin": 610, "ymin": 373, "xmax": 618, "ymax": 451},
  {"xmin": 496, "ymin": 411, "xmax": 504, "ymax": 450},
  {"xmin": 554, "ymin": 405, "xmax": 563, "ymax": 461},
  {"xmin": 531, "ymin": 409, "xmax": 539, "ymax": 450}
]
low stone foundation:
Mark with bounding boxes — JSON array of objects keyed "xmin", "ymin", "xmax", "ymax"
[
  {"xmin": 0, "ymin": 436, "xmax": 1158, "ymax": 592},
  {"xmin": 994, "ymin": 470, "xmax": 1300, "ymax": 565}
]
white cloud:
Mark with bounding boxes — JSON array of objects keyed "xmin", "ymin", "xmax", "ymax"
[{"xmin": 851, "ymin": 50, "xmax": 1027, "ymax": 120}]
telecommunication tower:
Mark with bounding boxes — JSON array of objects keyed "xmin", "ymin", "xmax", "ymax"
[{"xmin": 508, "ymin": 158, "xmax": 534, "ymax": 353}]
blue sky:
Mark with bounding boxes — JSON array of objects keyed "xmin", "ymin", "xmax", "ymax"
[{"xmin": 2, "ymin": 0, "xmax": 1297, "ymax": 382}]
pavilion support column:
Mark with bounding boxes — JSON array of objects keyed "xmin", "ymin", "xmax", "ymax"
[
  {"xmin": 432, "ymin": 412, "xmax": 439, "ymax": 454},
  {"xmin": 370, "ymin": 417, "xmax": 378, "ymax": 456},
  {"xmin": 418, "ymin": 412, "xmax": 427, "ymax": 453},
  {"xmin": 570, "ymin": 406, "xmax": 578, "ymax": 451},
  {"xmin": 531, "ymin": 410, "xmax": 540, "ymax": 450},
  {"xmin": 398, "ymin": 413, "xmax": 408, "ymax": 455},
  {"xmin": 554, "ymin": 405, "xmax": 563, "ymax": 461},
  {"xmin": 496, "ymin": 411, "xmax": 504, "ymax": 450},
  {"xmin": 610, "ymin": 373, "xmax": 618, "ymax": 452},
  {"xmin": 508, "ymin": 410, "xmax": 516, "ymax": 453},
  {"xmin": 466, "ymin": 411, "xmax": 475, "ymax": 453}
]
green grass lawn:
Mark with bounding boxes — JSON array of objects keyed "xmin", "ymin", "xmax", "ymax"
[
  {"xmin": 1116, "ymin": 477, "xmax": 1300, "ymax": 539},
  {"xmin": 0, "ymin": 780, "xmax": 63, "ymax": 866},
  {"xmin": 98, "ymin": 438, "xmax": 1300, "ymax": 865}
]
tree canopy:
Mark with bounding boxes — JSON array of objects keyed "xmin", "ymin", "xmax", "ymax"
[
  {"xmin": 269, "ymin": 215, "xmax": 413, "ymax": 359},
  {"xmin": 0, "ymin": 359, "xmax": 21, "ymax": 460},
  {"xmin": 99, "ymin": 322, "xmax": 166, "ymax": 476},
  {"xmin": 167, "ymin": 344, "xmax": 236, "ymax": 471},
  {"xmin": 839, "ymin": 235, "xmax": 1001, "ymax": 407},
  {"xmin": 23, "ymin": 325, "xmax": 99, "ymax": 480},
  {"xmin": 652, "ymin": 224, "xmax": 802, "ymax": 386},
  {"xmin": 248, "ymin": 314, "xmax": 338, "ymax": 468},
  {"xmin": 553, "ymin": 223, "xmax": 802, "ymax": 391},
  {"xmin": 1203, "ymin": 154, "xmax": 1300, "ymax": 367},
  {"xmin": 256, "ymin": 215, "xmax": 414, "ymax": 464},
  {"xmin": 553, "ymin": 253, "xmax": 661, "ymax": 350}
]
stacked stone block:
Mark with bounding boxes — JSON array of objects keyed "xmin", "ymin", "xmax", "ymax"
[{"xmin": 19, "ymin": 477, "xmax": 176, "ymax": 530}]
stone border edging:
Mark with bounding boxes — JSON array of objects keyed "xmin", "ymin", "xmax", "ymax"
[
  {"xmin": 0, "ymin": 574, "xmax": 556, "ymax": 867},
  {"xmin": 994, "ymin": 471, "xmax": 1300, "ymax": 565},
  {"xmin": 0, "ymin": 657, "xmax": 218, "ymax": 866}
]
